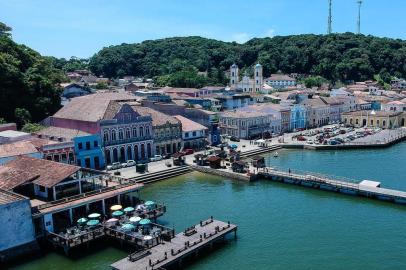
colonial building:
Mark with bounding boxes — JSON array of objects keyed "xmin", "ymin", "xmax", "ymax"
[
  {"xmin": 290, "ymin": 104, "xmax": 307, "ymax": 130},
  {"xmin": 219, "ymin": 111, "xmax": 273, "ymax": 139},
  {"xmin": 229, "ymin": 63, "xmax": 264, "ymax": 93},
  {"xmin": 265, "ymin": 74, "xmax": 296, "ymax": 89},
  {"xmin": 299, "ymin": 97, "xmax": 330, "ymax": 128},
  {"xmin": 101, "ymin": 103, "xmax": 154, "ymax": 164},
  {"xmin": 133, "ymin": 106, "xmax": 182, "ymax": 156},
  {"xmin": 174, "ymin": 115, "xmax": 208, "ymax": 150},
  {"xmin": 239, "ymin": 104, "xmax": 283, "ymax": 135},
  {"xmin": 342, "ymin": 111, "xmax": 406, "ymax": 128},
  {"xmin": 381, "ymin": 101, "xmax": 406, "ymax": 112}
]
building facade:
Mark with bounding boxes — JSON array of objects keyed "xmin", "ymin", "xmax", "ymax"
[
  {"xmin": 74, "ymin": 134, "xmax": 105, "ymax": 169},
  {"xmin": 342, "ymin": 111, "xmax": 406, "ymax": 128},
  {"xmin": 174, "ymin": 115, "xmax": 208, "ymax": 150},
  {"xmin": 101, "ymin": 104, "xmax": 154, "ymax": 164},
  {"xmin": 265, "ymin": 74, "xmax": 296, "ymax": 89},
  {"xmin": 219, "ymin": 111, "xmax": 273, "ymax": 139},
  {"xmin": 290, "ymin": 104, "xmax": 307, "ymax": 130},
  {"xmin": 230, "ymin": 64, "xmax": 264, "ymax": 93}
]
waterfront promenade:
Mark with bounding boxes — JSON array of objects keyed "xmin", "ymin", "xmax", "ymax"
[{"xmin": 111, "ymin": 218, "xmax": 237, "ymax": 270}]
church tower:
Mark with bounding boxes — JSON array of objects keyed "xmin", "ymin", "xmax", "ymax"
[
  {"xmin": 254, "ymin": 63, "xmax": 263, "ymax": 92},
  {"xmin": 230, "ymin": 64, "xmax": 239, "ymax": 87}
]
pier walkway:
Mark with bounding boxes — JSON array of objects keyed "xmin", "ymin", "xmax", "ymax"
[
  {"xmin": 258, "ymin": 168, "xmax": 406, "ymax": 204},
  {"xmin": 111, "ymin": 218, "xmax": 237, "ymax": 270}
]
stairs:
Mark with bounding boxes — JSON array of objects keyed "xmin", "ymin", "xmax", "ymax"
[
  {"xmin": 239, "ymin": 145, "xmax": 281, "ymax": 158},
  {"xmin": 128, "ymin": 166, "xmax": 192, "ymax": 184}
]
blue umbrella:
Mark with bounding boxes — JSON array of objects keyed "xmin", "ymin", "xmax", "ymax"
[
  {"xmin": 123, "ymin": 207, "xmax": 135, "ymax": 213},
  {"xmin": 86, "ymin": 219, "xmax": 100, "ymax": 226},
  {"xmin": 139, "ymin": 218, "xmax": 151, "ymax": 226},
  {"xmin": 229, "ymin": 144, "xmax": 238, "ymax": 149},
  {"xmin": 144, "ymin": 201, "xmax": 155, "ymax": 206},
  {"xmin": 112, "ymin": 210, "xmax": 124, "ymax": 217},
  {"xmin": 121, "ymin": 223, "xmax": 136, "ymax": 231},
  {"xmin": 77, "ymin": 218, "xmax": 88, "ymax": 225}
]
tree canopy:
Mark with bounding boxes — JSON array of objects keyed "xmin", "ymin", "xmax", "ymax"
[
  {"xmin": 0, "ymin": 22, "xmax": 64, "ymax": 125},
  {"xmin": 89, "ymin": 34, "xmax": 406, "ymax": 85}
]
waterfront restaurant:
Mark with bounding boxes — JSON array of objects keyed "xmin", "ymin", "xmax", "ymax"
[{"xmin": 341, "ymin": 110, "xmax": 406, "ymax": 128}]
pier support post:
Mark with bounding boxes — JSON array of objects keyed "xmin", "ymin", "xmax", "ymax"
[
  {"xmin": 117, "ymin": 195, "xmax": 121, "ymax": 205},
  {"xmin": 102, "ymin": 199, "xmax": 106, "ymax": 216},
  {"xmin": 69, "ymin": 208, "xmax": 73, "ymax": 225}
]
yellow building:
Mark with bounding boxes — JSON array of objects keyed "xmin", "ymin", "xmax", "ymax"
[{"xmin": 341, "ymin": 111, "xmax": 406, "ymax": 128}]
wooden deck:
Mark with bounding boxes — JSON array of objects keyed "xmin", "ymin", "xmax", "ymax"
[
  {"xmin": 111, "ymin": 218, "xmax": 237, "ymax": 270},
  {"xmin": 259, "ymin": 168, "xmax": 406, "ymax": 204}
]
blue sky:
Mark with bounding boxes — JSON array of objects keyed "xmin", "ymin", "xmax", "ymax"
[{"xmin": 1, "ymin": 0, "xmax": 405, "ymax": 58}]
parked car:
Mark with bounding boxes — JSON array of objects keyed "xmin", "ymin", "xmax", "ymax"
[
  {"xmin": 297, "ymin": 136, "xmax": 307, "ymax": 141},
  {"xmin": 126, "ymin": 160, "xmax": 136, "ymax": 167},
  {"xmin": 229, "ymin": 136, "xmax": 240, "ymax": 142},
  {"xmin": 106, "ymin": 162, "xmax": 121, "ymax": 171},
  {"xmin": 149, "ymin": 155, "xmax": 163, "ymax": 162}
]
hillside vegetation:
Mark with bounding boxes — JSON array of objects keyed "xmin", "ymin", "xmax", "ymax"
[{"xmin": 89, "ymin": 33, "xmax": 406, "ymax": 86}]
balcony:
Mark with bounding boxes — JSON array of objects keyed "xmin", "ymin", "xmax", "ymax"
[{"xmin": 103, "ymin": 136, "xmax": 153, "ymax": 147}]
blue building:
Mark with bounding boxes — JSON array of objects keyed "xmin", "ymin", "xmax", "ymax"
[
  {"xmin": 73, "ymin": 134, "xmax": 105, "ymax": 170},
  {"xmin": 290, "ymin": 104, "xmax": 307, "ymax": 130}
]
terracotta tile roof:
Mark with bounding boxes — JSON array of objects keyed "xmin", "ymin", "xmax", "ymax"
[
  {"xmin": 0, "ymin": 156, "xmax": 81, "ymax": 189},
  {"xmin": 131, "ymin": 106, "xmax": 180, "ymax": 126},
  {"xmin": 173, "ymin": 115, "xmax": 208, "ymax": 132},
  {"xmin": 0, "ymin": 140, "xmax": 39, "ymax": 158},
  {"xmin": 161, "ymin": 87, "xmax": 200, "ymax": 94},
  {"xmin": 266, "ymin": 74, "xmax": 296, "ymax": 81},
  {"xmin": 53, "ymin": 92, "xmax": 136, "ymax": 122},
  {"xmin": 220, "ymin": 110, "xmax": 269, "ymax": 119},
  {"xmin": 35, "ymin": 127, "xmax": 90, "ymax": 141},
  {"xmin": 0, "ymin": 189, "xmax": 27, "ymax": 204}
]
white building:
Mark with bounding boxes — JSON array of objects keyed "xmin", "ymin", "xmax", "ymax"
[
  {"xmin": 265, "ymin": 74, "xmax": 296, "ymax": 89},
  {"xmin": 173, "ymin": 115, "xmax": 208, "ymax": 150},
  {"xmin": 230, "ymin": 64, "xmax": 264, "ymax": 93},
  {"xmin": 381, "ymin": 101, "xmax": 406, "ymax": 112}
]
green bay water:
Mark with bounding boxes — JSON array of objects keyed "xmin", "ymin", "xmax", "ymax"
[{"xmin": 8, "ymin": 143, "xmax": 406, "ymax": 270}]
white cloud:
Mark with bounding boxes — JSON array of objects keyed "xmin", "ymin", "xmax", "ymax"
[{"xmin": 264, "ymin": 28, "xmax": 276, "ymax": 37}]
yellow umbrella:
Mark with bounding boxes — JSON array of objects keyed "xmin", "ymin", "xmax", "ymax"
[{"xmin": 110, "ymin": 205, "xmax": 122, "ymax": 211}]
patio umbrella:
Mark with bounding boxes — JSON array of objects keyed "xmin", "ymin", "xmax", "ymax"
[
  {"xmin": 144, "ymin": 201, "xmax": 155, "ymax": 206},
  {"xmin": 110, "ymin": 205, "xmax": 122, "ymax": 211},
  {"xmin": 129, "ymin": 216, "xmax": 142, "ymax": 224},
  {"xmin": 123, "ymin": 207, "xmax": 135, "ymax": 213},
  {"xmin": 106, "ymin": 218, "xmax": 118, "ymax": 223},
  {"xmin": 112, "ymin": 210, "xmax": 124, "ymax": 217},
  {"xmin": 86, "ymin": 219, "xmax": 100, "ymax": 226},
  {"xmin": 121, "ymin": 223, "xmax": 136, "ymax": 231},
  {"xmin": 88, "ymin": 213, "xmax": 101, "ymax": 219},
  {"xmin": 77, "ymin": 218, "xmax": 88, "ymax": 225},
  {"xmin": 139, "ymin": 218, "xmax": 151, "ymax": 226},
  {"xmin": 229, "ymin": 144, "xmax": 238, "ymax": 149}
]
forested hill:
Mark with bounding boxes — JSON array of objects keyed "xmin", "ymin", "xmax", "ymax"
[
  {"xmin": 0, "ymin": 22, "xmax": 65, "ymax": 126},
  {"xmin": 89, "ymin": 33, "xmax": 406, "ymax": 85}
]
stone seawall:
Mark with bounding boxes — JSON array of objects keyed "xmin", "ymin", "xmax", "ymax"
[{"xmin": 190, "ymin": 165, "xmax": 256, "ymax": 182}]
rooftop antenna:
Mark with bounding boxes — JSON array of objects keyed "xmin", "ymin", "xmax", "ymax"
[
  {"xmin": 327, "ymin": 0, "xmax": 332, "ymax": 34},
  {"xmin": 357, "ymin": 0, "xmax": 363, "ymax": 34}
]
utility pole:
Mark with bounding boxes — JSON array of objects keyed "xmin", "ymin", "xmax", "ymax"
[
  {"xmin": 357, "ymin": 0, "xmax": 363, "ymax": 34},
  {"xmin": 327, "ymin": 0, "xmax": 332, "ymax": 34}
]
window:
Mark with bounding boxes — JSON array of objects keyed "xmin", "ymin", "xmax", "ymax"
[
  {"xmin": 118, "ymin": 129, "xmax": 124, "ymax": 140},
  {"xmin": 86, "ymin": 141, "xmax": 90, "ymax": 150},
  {"xmin": 146, "ymin": 127, "xmax": 150, "ymax": 135},
  {"xmin": 185, "ymin": 132, "xmax": 189, "ymax": 138},
  {"xmin": 103, "ymin": 131, "xmax": 109, "ymax": 142},
  {"xmin": 111, "ymin": 130, "xmax": 117, "ymax": 141},
  {"xmin": 38, "ymin": 185, "xmax": 46, "ymax": 192},
  {"xmin": 94, "ymin": 140, "xmax": 98, "ymax": 147},
  {"xmin": 193, "ymin": 131, "xmax": 196, "ymax": 136},
  {"xmin": 126, "ymin": 128, "xmax": 131, "ymax": 138},
  {"xmin": 132, "ymin": 127, "xmax": 137, "ymax": 137},
  {"xmin": 140, "ymin": 127, "xmax": 144, "ymax": 137},
  {"xmin": 78, "ymin": 142, "xmax": 83, "ymax": 150}
]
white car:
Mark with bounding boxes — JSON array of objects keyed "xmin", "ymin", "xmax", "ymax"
[
  {"xmin": 126, "ymin": 160, "xmax": 136, "ymax": 167},
  {"xmin": 149, "ymin": 155, "xmax": 163, "ymax": 162},
  {"xmin": 106, "ymin": 162, "xmax": 121, "ymax": 171}
]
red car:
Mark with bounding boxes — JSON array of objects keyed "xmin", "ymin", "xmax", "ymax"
[
  {"xmin": 297, "ymin": 136, "xmax": 307, "ymax": 141},
  {"xmin": 183, "ymin": 149, "xmax": 194, "ymax": 155}
]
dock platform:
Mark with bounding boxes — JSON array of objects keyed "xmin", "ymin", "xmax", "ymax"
[
  {"xmin": 111, "ymin": 218, "xmax": 237, "ymax": 270},
  {"xmin": 259, "ymin": 168, "xmax": 406, "ymax": 205}
]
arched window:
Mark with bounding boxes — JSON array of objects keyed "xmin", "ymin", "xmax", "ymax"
[
  {"xmin": 126, "ymin": 128, "xmax": 131, "ymax": 139},
  {"xmin": 140, "ymin": 127, "xmax": 144, "ymax": 137},
  {"xmin": 383, "ymin": 120, "xmax": 386, "ymax": 127},
  {"xmin": 118, "ymin": 129, "xmax": 124, "ymax": 140},
  {"xmin": 103, "ymin": 131, "xmax": 109, "ymax": 142},
  {"xmin": 111, "ymin": 130, "xmax": 117, "ymax": 141},
  {"xmin": 132, "ymin": 127, "xmax": 137, "ymax": 138},
  {"xmin": 146, "ymin": 126, "xmax": 150, "ymax": 135}
]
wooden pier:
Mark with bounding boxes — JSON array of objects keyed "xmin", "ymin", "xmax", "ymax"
[
  {"xmin": 258, "ymin": 168, "xmax": 406, "ymax": 205},
  {"xmin": 111, "ymin": 218, "xmax": 237, "ymax": 270}
]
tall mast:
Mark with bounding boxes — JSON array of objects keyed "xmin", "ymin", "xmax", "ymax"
[
  {"xmin": 357, "ymin": 0, "xmax": 363, "ymax": 34},
  {"xmin": 327, "ymin": 0, "xmax": 332, "ymax": 34}
]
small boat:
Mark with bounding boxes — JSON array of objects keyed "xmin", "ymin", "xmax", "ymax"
[{"xmin": 273, "ymin": 152, "xmax": 279, "ymax": 158}]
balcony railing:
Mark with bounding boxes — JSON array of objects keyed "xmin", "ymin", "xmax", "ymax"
[{"xmin": 103, "ymin": 136, "xmax": 153, "ymax": 146}]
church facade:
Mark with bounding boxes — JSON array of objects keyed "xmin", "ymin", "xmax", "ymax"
[{"xmin": 229, "ymin": 63, "xmax": 264, "ymax": 93}]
